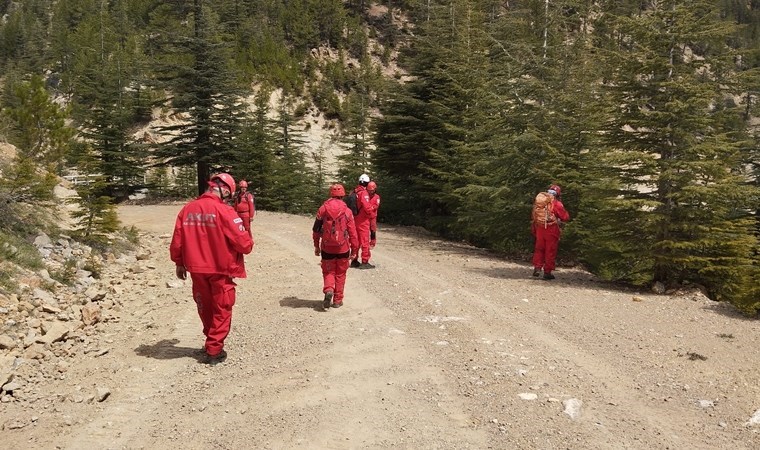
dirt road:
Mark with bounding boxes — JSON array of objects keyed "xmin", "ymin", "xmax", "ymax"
[{"xmin": 2, "ymin": 204, "xmax": 759, "ymax": 449}]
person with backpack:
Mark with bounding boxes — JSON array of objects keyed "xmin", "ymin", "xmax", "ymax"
[
  {"xmin": 170, "ymin": 173, "xmax": 254, "ymax": 364},
  {"xmin": 347, "ymin": 174, "xmax": 377, "ymax": 269},
  {"xmin": 313, "ymin": 184, "xmax": 359, "ymax": 310},
  {"xmin": 367, "ymin": 181, "xmax": 381, "ymax": 250},
  {"xmin": 234, "ymin": 180, "xmax": 255, "ymax": 238},
  {"xmin": 531, "ymin": 184, "xmax": 570, "ymax": 280}
]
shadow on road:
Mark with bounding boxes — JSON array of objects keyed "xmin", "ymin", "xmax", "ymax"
[
  {"xmin": 279, "ymin": 296, "xmax": 323, "ymax": 311},
  {"xmin": 467, "ymin": 266, "xmax": 540, "ymax": 281},
  {"xmin": 134, "ymin": 339, "xmax": 204, "ymax": 362},
  {"xmin": 466, "ymin": 266, "xmax": 641, "ymax": 293}
]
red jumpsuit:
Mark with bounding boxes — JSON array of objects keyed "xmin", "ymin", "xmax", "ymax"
[
  {"xmin": 234, "ymin": 191, "xmax": 255, "ymax": 237},
  {"xmin": 532, "ymin": 199, "xmax": 570, "ymax": 275},
  {"xmin": 352, "ymin": 186, "xmax": 377, "ymax": 264},
  {"xmin": 312, "ymin": 198, "xmax": 359, "ymax": 306},
  {"xmin": 170, "ymin": 192, "xmax": 253, "ymax": 356},
  {"xmin": 368, "ymin": 193, "xmax": 381, "ymax": 248}
]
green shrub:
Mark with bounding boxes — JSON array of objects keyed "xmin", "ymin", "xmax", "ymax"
[
  {"xmin": 82, "ymin": 254, "xmax": 102, "ymax": 279},
  {"xmin": 0, "ymin": 262, "xmax": 19, "ymax": 294},
  {"xmin": 0, "ymin": 231, "xmax": 43, "ymax": 270},
  {"xmin": 50, "ymin": 258, "xmax": 77, "ymax": 286}
]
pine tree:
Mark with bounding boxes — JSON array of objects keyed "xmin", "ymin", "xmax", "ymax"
[
  {"xmin": 337, "ymin": 89, "xmax": 373, "ymax": 187},
  {"xmin": 231, "ymin": 88, "xmax": 277, "ymax": 210},
  {"xmin": 268, "ymin": 102, "xmax": 317, "ymax": 214},
  {"xmin": 375, "ymin": 0, "xmax": 492, "ymax": 231},
  {"xmin": 1, "ymin": 75, "xmax": 73, "ymax": 201},
  {"xmin": 153, "ymin": 0, "xmax": 247, "ymax": 195},
  {"xmin": 581, "ymin": 1, "xmax": 758, "ymax": 307},
  {"xmin": 173, "ymin": 166, "xmax": 198, "ymax": 198},
  {"xmin": 455, "ymin": 0, "xmax": 600, "ymax": 252},
  {"xmin": 69, "ymin": 144, "xmax": 120, "ymax": 244},
  {"xmin": 145, "ymin": 167, "xmax": 171, "ymax": 199}
]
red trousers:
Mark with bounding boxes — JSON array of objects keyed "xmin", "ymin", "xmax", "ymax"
[
  {"xmin": 190, "ymin": 273, "xmax": 236, "ymax": 356},
  {"xmin": 239, "ymin": 213, "xmax": 252, "ymax": 237},
  {"xmin": 532, "ymin": 225, "xmax": 561, "ymax": 274},
  {"xmin": 321, "ymin": 258, "xmax": 350, "ymax": 303},
  {"xmin": 355, "ymin": 218, "xmax": 371, "ymax": 263}
]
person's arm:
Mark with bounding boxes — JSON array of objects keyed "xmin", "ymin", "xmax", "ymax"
[
  {"xmin": 347, "ymin": 210, "xmax": 359, "ymax": 260},
  {"xmin": 312, "ymin": 220, "xmax": 323, "ymax": 256},
  {"xmin": 370, "ymin": 195, "xmax": 380, "ymax": 246},
  {"xmin": 249, "ymin": 193, "xmax": 256, "ymax": 219},
  {"xmin": 554, "ymin": 200, "xmax": 570, "ymax": 223},
  {"xmin": 169, "ymin": 210, "xmax": 186, "ymax": 279},
  {"xmin": 220, "ymin": 208, "xmax": 254, "ymax": 254},
  {"xmin": 312, "ymin": 206, "xmax": 324, "ymax": 256},
  {"xmin": 358, "ymin": 189, "xmax": 373, "ymax": 215}
]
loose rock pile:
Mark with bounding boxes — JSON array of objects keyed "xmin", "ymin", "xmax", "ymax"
[{"xmin": 0, "ymin": 232, "xmax": 147, "ymax": 407}]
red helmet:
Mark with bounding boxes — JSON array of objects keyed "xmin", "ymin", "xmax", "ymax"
[
  {"xmin": 239, "ymin": 180, "xmax": 248, "ymax": 188},
  {"xmin": 548, "ymin": 184, "xmax": 561, "ymax": 196},
  {"xmin": 367, "ymin": 181, "xmax": 377, "ymax": 192},
  {"xmin": 329, "ymin": 184, "xmax": 345, "ymax": 197},
  {"xmin": 210, "ymin": 173, "xmax": 236, "ymax": 195}
]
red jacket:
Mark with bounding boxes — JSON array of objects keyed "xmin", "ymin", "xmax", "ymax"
[
  {"xmin": 354, "ymin": 186, "xmax": 376, "ymax": 223},
  {"xmin": 368, "ymin": 193, "xmax": 381, "ymax": 231},
  {"xmin": 312, "ymin": 198, "xmax": 359, "ymax": 255},
  {"xmin": 170, "ymin": 192, "xmax": 254, "ymax": 278},
  {"xmin": 234, "ymin": 191, "xmax": 255, "ymax": 218},
  {"xmin": 552, "ymin": 199, "xmax": 570, "ymax": 223}
]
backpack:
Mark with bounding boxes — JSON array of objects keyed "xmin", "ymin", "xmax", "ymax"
[
  {"xmin": 321, "ymin": 199, "xmax": 350, "ymax": 247},
  {"xmin": 532, "ymin": 192, "xmax": 557, "ymax": 227},
  {"xmin": 344, "ymin": 191, "xmax": 360, "ymax": 216}
]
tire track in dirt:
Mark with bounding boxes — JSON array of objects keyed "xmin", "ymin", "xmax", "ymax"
[{"xmin": 359, "ymin": 229, "xmax": 758, "ymax": 449}]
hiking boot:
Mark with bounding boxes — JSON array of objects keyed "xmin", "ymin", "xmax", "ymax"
[
  {"xmin": 350, "ymin": 259, "xmax": 361, "ymax": 268},
  {"xmin": 532, "ymin": 268, "xmax": 541, "ymax": 277},
  {"xmin": 204, "ymin": 350, "xmax": 227, "ymax": 365},
  {"xmin": 332, "ymin": 301, "xmax": 343, "ymax": 308},
  {"xmin": 323, "ymin": 291, "xmax": 334, "ymax": 310},
  {"xmin": 543, "ymin": 273, "xmax": 555, "ymax": 280},
  {"xmin": 359, "ymin": 262, "xmax": 375, "ymax": 269}
]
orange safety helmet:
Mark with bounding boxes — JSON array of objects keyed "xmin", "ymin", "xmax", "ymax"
[
  {"xmin": 548, "ymin": 184, "xmax": 561, "ymax": 197},
  {"xmin": 239, "ymin": 180, "xmax": 248, "ymax": 188},
  {"xmin": 210, "ymin": 173, "xmax": 236, "ymax": 195},
  {"xmin": 329, "ymin": 184, "xmax": 345, "ymax": 198},
  {"xmin": 367, "ymin": 181, "xmax": 377, "ymax": 192}
]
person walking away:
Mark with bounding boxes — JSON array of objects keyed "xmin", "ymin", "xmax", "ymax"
[
  {"xmin": 170, "ymin": 173, "xmax": 254, "ymax": 364},
  {"xmin": 349, "ymin": 174, "xmax": 377, "ymax": 269},
  {"xmin": 531, "ymin": 184, "xmax": 570, "ymax": 280},
  {"xmin": 234, "ymin": 180, "xmax": 255, "ymax": 238},
  {"xmin": 313, "ymin": 184, "xmax": 358, "ymax": 310},
  {"xmin": 367, "ymin": 181, "xmax": 381, "ymax": 252}
]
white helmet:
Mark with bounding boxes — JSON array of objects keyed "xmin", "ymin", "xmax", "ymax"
[{"xmin": 358, "ymin": 174, "xmax": 370, "ymax": 184}]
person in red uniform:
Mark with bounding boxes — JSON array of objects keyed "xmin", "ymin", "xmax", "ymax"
[
  {"xmin": 350, "ymin": 174, "xmax": 378, "ymax": 269},
  {"xmin": 366, "ymin": 181, "xmax": 381, "ymax": 251},
  {"xmin": 313, "ymin": 184, "xmax": 359, "ymax": 310},
  {"xmin": 170, "ymin": 173, "xmax": 254, "ymax": 364},
  {"xmin": 531, "ymin": 184, "xmax": 570, "ymax": 280},
  {"xmin": 234, "ymin": 180, "xmax": 255, "ymax": 237}
]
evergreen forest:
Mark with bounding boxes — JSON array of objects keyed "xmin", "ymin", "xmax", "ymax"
[{"xmin": 0, "ymin": 0, "xmax": 758, "ymax": 314}]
